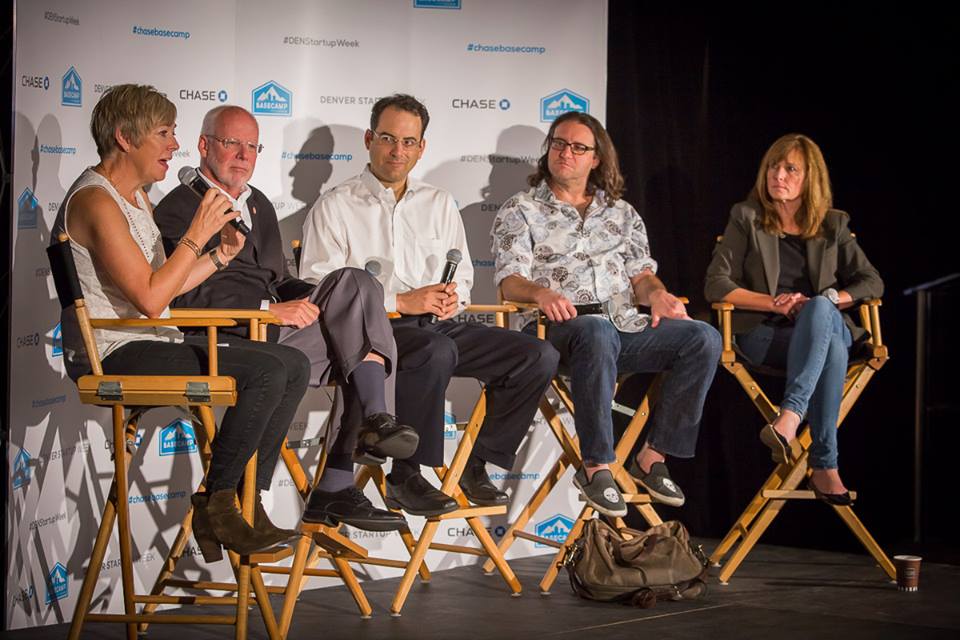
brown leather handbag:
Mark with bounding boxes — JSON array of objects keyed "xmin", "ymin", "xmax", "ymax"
[{"xmin": 562, "ymin": 519, "xmax": 709, "ymax": 608}]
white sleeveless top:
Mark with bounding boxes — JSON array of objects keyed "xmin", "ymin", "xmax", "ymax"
[{"xmin": 53, "ymin": 168, "xmax": 182, "ymax": 380}]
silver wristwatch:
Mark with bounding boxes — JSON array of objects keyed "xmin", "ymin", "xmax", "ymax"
[{"xmin": 822, "ymin": 287, "xmax": 840, "ymax": 305}]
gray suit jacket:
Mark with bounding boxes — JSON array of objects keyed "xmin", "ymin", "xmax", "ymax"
[{"xmin": 704, "ymin": 200, "xmax": 883, "ymax": 341}]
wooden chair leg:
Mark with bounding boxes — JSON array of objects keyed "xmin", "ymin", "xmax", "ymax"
[
  {"xmin": 68, "ymin": 484, "xmax": 120, "ymax": 640},
  {"xmin": 111, "ymin": 405, "xmax": 138, "ymax": 640},
  {"xmin": 332, "ymin": 555, "xmax": 373, "ymax": 618},
  {"xmin": 481, "ymin": 450, "xmax": 573, "ymax": 574},
  {"xmin": 467, "ymin": 517, "xmax": 521, "ymax": 594},
  {"xmin": 390, "ymin": 520, "xmax": 440, "ymax": 616},
  {"xmin": 834, "ymin": 505, "xmax": 897, "ymax": 579},
  {"xmin": 539, "ymin": 504, "xmax": 592, "ymax": 594}
]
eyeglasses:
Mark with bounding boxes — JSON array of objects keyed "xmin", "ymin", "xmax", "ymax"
[
  {"xmin": 369, "ymin": 130, "xmax": 422, "ymax": 149},
  {"xmin": 548, "ymin": 137, "xmax": 595, "ymax": 156},
  {"xmin": 205, "ymin": 135, "xmax": 264, "ymax": 155}
]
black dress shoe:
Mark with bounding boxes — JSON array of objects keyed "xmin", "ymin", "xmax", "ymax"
[
  {"xmin": 459, "ymin": 462, "xmax": 509, "ymax": 506},
  {"xmin": 302, "ymin": 487, "xmax": 408, "ymax": 532},
  {"xmin": 353, "ymin": 413, "xmax": 420, "ymax": 465},
  {"xmin": 384, "ymin": 473, "xmax": 458, "ymax": 516},
  {"xmin": 809, "ymin": 480, "xmax": 854, "ymax": 506}
]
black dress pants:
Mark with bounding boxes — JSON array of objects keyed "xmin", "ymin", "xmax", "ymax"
[{"xmin": 391, "ymin": 317, "xmax": 559, "ymax": 470}]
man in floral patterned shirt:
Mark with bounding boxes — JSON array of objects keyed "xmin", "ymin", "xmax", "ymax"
[{"xmin": 492, "ymin": 112, "xmax": 721, "ymax": 513}]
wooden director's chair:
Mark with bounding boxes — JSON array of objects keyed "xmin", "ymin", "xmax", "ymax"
[
  {"xmin": 270, "ymin": 242, "xmax": 521, "ymax": 619},
  {"xmin": 484, "ymin": 300, "xmax": 669, "ymax": 594},
  {"xmin": 49, "ymin": 236, "xmax": 293, "ymax": 640},
  {"xmin": 708, "ymin": 297, "xmax": 896, "ymax": 584},
  {"xmin": 135, "ymin": 308, "xmax": 374, "ymax": 636}
]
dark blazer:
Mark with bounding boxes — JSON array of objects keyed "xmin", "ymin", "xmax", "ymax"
[
  {"xmin": 704, "ymin": 200, "xmax": 883, "ymax": 341},
  {"xmin": 155, "ymin": 184, "xmax": 314, "ymax": 337}
]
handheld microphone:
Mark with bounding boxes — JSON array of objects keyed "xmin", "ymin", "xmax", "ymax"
[
  {"xmin": 178, "ymin": 166, "xmax": 250, "ymax": 236},
  {"xmin": 364, "ymin": 260, "xmax": 382, "ymax": 278},
  {"xmin": 429, "ymin": 248, "xmax": 462, "ymax": 324}
]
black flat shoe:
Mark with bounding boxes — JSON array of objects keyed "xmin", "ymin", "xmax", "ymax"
[
  {"xmin": 353, "ymin": 413, "xmax": 420, "ymax": 465},
  {"xmin": 760, "ymin": 423, "xmax": 794, "ymax": 464},
  {"xmin": 384, "ymin": 472, "xmax": 458, "ymax": 517},
  {"xmin": 302, "ymin": 486, "xmax": 408, "ymax": 531},
  {"xmin": 459, "ymin": 462, "xmax": 509, "ymax": 506},
  {"xmin": 809, "ymin": 480, "xmax": 854, "ymax": 506}
]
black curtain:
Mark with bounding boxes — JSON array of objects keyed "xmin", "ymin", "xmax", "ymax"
[{"xmin": 608, "ymin": 3, "xmax": 960, "ymax": 555}]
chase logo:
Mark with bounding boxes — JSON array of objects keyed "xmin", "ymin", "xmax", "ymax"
[
  {"xmin": 61, "ymin": 66, "xmax": 82, "ymax": 107},
  {"xmin": 45, "ymin": 563, "xmax": 68, "ymax": 604},
  {"xmin": 51, "ymin": 323, "xmax": 63, "ymax": 357},
  {"xmin": 443, "ymin": 411, "xmax": 458, "ymax": 440},
  {"xmin": 540, "ymin": 88, "xmax": 589, "ymax": 122},
  {"xmin": 17, "ymin": 188, "xmax": 40, "ymax": 229},
  {"xmin": 12, "ymin": 448, "xmax": 32, "ymax": 489},
  {"xmin": 159, "ymin": 419, "xmax": 197, "ymax": 456},
  {"xmin": 252, "ymin": 81, "xmax": 291, "ymax": 117},
  {"xmin": 414, "ymin": 0, "xmax": 461, "ymax": 8},
  {"xmin": 535, "ymin": 513, "xmax": 574, "ymax": 547}
]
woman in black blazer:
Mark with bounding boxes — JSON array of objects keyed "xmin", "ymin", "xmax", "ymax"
[{"xmin": 705, "ymin": 134, "xmax": 883, "ymax": 505}]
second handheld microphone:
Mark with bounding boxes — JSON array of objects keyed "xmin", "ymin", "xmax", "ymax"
[{"xmin": 429, "ymin": 249, "xmax": 462, "ymax": 324}]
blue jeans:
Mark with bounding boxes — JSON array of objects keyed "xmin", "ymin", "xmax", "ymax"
[
  {"xmin": 736, "ymin": 296, "xmax": 852, "ymax": 469},
  {"xmin": 535, "ymin": 316, "xmax": 721, "ymax": 465}
]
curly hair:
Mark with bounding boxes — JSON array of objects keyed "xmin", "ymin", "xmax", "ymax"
[{"xmin": 528, "ymin": 112, "xmax": 624, "ymax": 206}]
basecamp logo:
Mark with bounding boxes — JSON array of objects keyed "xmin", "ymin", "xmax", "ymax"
[
  {"xmin": 540, "ymin": 88, "xmax": 588, "ymax": 122},
  {"xmin": 159, "ymin": 419, "xmax": 197, "ymax": 456},
  {"xmin": 51, "ymin": 323, "xmax": 63, "ymax": 357},
  {"xmin": 18, "ymin": 188, "xmax": 40, "ymax": 229},
  {"xmin": 252, "ymin": 81, "xmax": 292, "ymax": 117},
  {"xmin": 12, "ymin": 448, "xmax": 32, "ymax": 489},
  {"xmin": 414, "ymin": 0, "xmax": 461, "ymax": 8},
  {"xmin": 61, "ymin": 66, "xmax": 82, "ymax": 107},
  {"xmin": 46, "ymin": 563, "xmax": 68, "ymax": 604},
  {"xmin": 535, "ymin": 514, "xmax": 574, "ymax": 547},
  {"xmin": 443, "ymin": 411, "xmax": 458, "ymax": 440}
]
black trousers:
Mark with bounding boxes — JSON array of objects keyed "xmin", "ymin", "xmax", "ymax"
[
  {"xmin": 101, "ymin": 336, "xmax": 310, "ymax": 492},
  {"xmin": 392, "ymin": 317, "xmax": 559, "ymax": 470}
]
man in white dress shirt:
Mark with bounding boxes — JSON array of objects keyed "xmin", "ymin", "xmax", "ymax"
[{"xmin": 300, "ymin": 94, "xmax": 559, "ymax": 516}]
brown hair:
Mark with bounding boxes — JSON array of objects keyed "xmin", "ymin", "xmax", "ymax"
[
  {"xmin": 90, "ymin": 84, "xmax": 176, "ymax": 158},
  {"xmin": 528, "ymin": 112, "xmax": 624, "ymax": 206},
  {"xmin": 753, "ymin": 133, "xmax": 833, "ymax": 238}
]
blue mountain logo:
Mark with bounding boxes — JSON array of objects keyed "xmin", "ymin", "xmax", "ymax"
[
  {"xmin": 252, "ymin": 81, "xmax": 291, "ymax": 117},
  {"xmin": 46, "ymin": 563, "xmax": 69, "ymax": 604},
  {"xmin": 540, "ymin": 88, "xmax": 589, "ymax": 122},
  {"xmin": 62, "ymin": 66, "xmax": 82, "ymax": 107},
  {"xmin": 51, "ymin": 323, "xmax": 63, "ymax": 357},
  {"xmin": 159, "ymin": 419, "xmax": 197, "ymax": 456},
  {"xmin": 12, "ymin": 448, "xmax": 32, "ymax": 489},
  {"xmin": 535, "ymin": 513, "xmax": 574, "ymax": 547},
  {"xmin": 17, "ymin": 188, "xmax": 40, "ymax": 229}
]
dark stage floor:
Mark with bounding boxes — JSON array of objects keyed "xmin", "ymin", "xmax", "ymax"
[{"xmin": 3, "ymin": 540, "xmax": 958, "ymax": 639}]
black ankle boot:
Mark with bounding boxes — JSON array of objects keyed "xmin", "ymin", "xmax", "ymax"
[
  {"xmin": 190, "ymin": 492, "xmax": 224, "ymax": 562},
  {"xmin": 205, "ymin": 489, "xmax": 290, "ymax": 555}
]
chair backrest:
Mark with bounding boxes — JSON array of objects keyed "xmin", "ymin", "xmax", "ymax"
[{"xmin": 46, "ymin": 233, "xmax": 104, "ymax": 375}]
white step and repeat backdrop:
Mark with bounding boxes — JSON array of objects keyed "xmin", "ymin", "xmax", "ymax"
[{"xmin": 7, "ymin": 0, "xmax": 607, "ymax": 629}]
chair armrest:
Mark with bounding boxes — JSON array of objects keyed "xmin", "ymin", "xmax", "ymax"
[
  {"xmin": 170, "ymin": 308, "xmax": 280, "ymax": 323},
  {"xmin": 500, "ymin": 299, "xmax": 540, "ymax": 311},
  {"xmin": 711, "ymin": 302, "xmax": 735, "ymax": 311},
  {"xmin": 89, "ymin": 318, "xmax": 239, "ymax": 328},
  {"xmin": 464, "ymin": 303, "xmax": 518, "ymax": 313}
]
